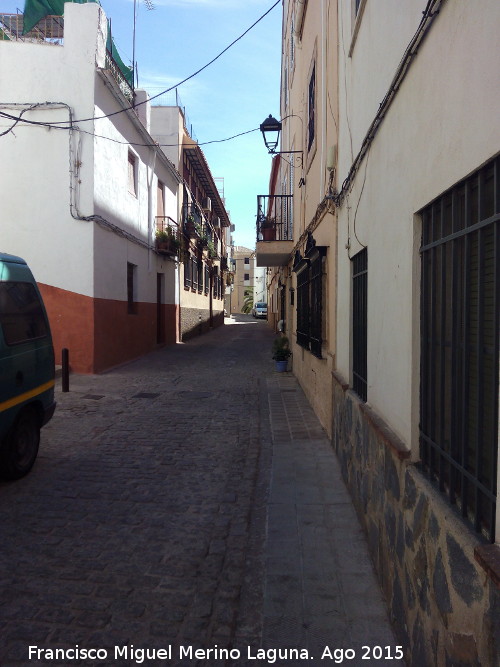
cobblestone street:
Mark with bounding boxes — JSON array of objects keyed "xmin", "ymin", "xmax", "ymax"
[{"xmin": 0, "ymin": 316, "xmax": 401, "ymax": 667}]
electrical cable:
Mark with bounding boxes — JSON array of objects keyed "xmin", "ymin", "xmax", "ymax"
[
  {"xmin": 334, "ymin": 0, "xmax": 445, "ymax": 208},
  {"xmin": 15, "ymin": 0, "xmax": 281, "ymax": 128},
  {"xmin": 0, "ymin": 107, "xmax": 260, "ymax": 149}
]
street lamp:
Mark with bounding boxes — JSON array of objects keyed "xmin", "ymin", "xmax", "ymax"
[
  {"xmin": 260, "ymin": 114, "xmax": 303, "ymax": 161},
  {"xmin": 260, "ymin": 114, "xmax": 282, "ymax": 154}
]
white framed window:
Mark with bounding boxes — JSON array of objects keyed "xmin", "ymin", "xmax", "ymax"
[
  {"xmin": 127, "ymin": 262, "xmax": 138, "ymax": 314},
  {"xmin": 128, "ymin": 151, "xmax": 138, "ymax": 197}
]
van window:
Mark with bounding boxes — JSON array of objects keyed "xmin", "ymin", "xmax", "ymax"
[{"xmin": 0, "ymin": 281, "xmax": 49, "ymax": 345}]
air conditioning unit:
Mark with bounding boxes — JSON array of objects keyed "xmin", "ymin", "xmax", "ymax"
[{"xmin": 203, "ymin": 197, "xmax": 212, "ymax": 212}]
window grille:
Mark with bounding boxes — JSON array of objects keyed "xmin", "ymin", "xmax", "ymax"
[
  {"xmin": 184, "ymin": 254, "xmax": 192, "ymax": 289},
  {"xmin": 127, "ymin": 262, "xmax": 137, "ymax": 314},
  {"xmin": 296, "ymin": 260, "xmax": 310, "ymax": 349},
  {"xmin": 191, "ymin": 256, "xmax": 199, "ymax": 291},
  {"xmin": 420, "ymin": 156, "xmax": 499, "ymax": 542},
  {"xmin": 308, "ymin": 62, "xmax": 316, "ymax": 152},
  {"xmin": 204, "ymin": 266, "xmax": 210, "ymax": 295},
  {"xmin": 352, "ymin": 248, "xmax": 368, "ymax": 401},
  {"xmin": 293, "ymin": 234, "xmax": 325, "ymax": 358}
]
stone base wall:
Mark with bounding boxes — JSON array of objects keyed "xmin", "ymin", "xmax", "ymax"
[
  {"xmin": 180, "ymin": 307, "xmax": 224, "ymax": 342},
  {"xmin": 331, "ymin": 372, "xmax": 499, "ymax": 667}
]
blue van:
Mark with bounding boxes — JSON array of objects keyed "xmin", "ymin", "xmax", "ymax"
[{"xmin": 0, "ymin": 253, "xmax": 56, "ymax": 479}]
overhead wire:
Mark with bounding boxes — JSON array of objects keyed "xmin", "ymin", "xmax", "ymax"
[
  {"xmin": 10, "ymin": 0, "xmax": 281, "ymax": 128},
  {"xmin": 0, "ymin": 107, "xmax": 260, "ymax": 148}
]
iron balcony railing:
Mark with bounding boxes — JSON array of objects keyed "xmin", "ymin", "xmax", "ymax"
[
  {"xmin": 155, "ymin": 216, "xmax": 181, "ymax": 256},
  {"xmin": 155, "ymin": 215, "xmax": 178, "ymax": 235},
  {"xmin": 104, "ymin": 49, "xmax": 133, "ymax": 103},
  {"xmin": 183, "ymin": 202, "xmax": 202, "ymax": 231},
  {"xmin": 256, "ymin": 194, "xmax": 293, "ymax": 243},
  {"xmin": 0, "ymin": 13, "xmax": 64, "ymax": 42}
]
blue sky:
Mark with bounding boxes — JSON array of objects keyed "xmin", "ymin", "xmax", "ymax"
[{"xmin": 3, "ymin": 0, "xmax": 282, "ymax": 250}]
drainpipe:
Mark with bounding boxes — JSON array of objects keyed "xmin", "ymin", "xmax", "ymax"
[
  {"xmin": 147, "ymin": 150, "xmax": 157, "ymax": 271},
  {"xmin": 321, "ymin": 0, "xmax": 327, "ymax": 196}
]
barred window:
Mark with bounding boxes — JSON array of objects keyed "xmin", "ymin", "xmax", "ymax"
[
  {"xmin": 204, "ymin": 265, "xmax": 210, "ymax": 296},
  {"xmin": 191, "ymin": 256, "xmax": 198, "ymax": 291},
  {"xmin": 307, "ymin": 61, "xmax": 316, "ymax": 152},
  {"xmin": 197, "ymin": 260, "xmax": 203, "ymax": 293},
  {"xmin": 352, "ymin": 249, "xmax": 368, "ymax": 401},
  {"xmin": 127, "ymin": 262, "xmax": 137, "ymax": 314},
  {"xmin": 184, "ymin": 254, "xmax": 192, "ymax": 289},
  {"xmin": 420, "ymin": 156, "xmax": 499, "ymax": 542},
  {"xmin": 293, "ymin": 235, "xmax": 325, "ymax": 358}
]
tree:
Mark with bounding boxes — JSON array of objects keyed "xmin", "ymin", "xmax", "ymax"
[{"xmin": 242, "ymin": 287, "xmax": 254, "ymax": 314}]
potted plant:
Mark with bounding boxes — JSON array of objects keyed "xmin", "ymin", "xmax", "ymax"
[
  {"xmin": 260, "ymin": 216, "xmax": 276, "ymax": 241},
  {"xmin": 207, "ymin": 240, "xmax": 218, "ymax": 259},
  {"xmin": 184, "ymin": 215, "xmax": 197, "ymax": 236},
  {"xmin": 272, "ymin": 335, "xmax": 292, "ymax": 372}
]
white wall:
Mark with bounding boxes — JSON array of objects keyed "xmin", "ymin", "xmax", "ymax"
[
  {"xmin": 336, "ymin": 0, "xmax": 500, "ymax": 446},
  {"xmin": 150, "ymin": 106, "xmax": 184, "ymax": 170},
  {"xmin": 0, "ymin": 2, "xmax": 181, "ymax": 308},
  {"xmin": 0, "ymin": 2, "xmax": 105, "ymax": 296}
]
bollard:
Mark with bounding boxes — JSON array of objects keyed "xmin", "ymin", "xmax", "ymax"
[{"xmin": 62, "ymin": 348, "xmax": 69, "ymax": 392}]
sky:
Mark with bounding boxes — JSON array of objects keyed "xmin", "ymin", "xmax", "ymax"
[{"xmin": 3, "ymin": 0, "xmax": 283, "ymax": 250}]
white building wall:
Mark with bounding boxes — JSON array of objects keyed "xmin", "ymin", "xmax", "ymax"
[
  {"xmin": 336, "ymin": 0, "xmax": 500, "ymax": 447},
  {"xmin": 0, "ymin": 2, "xmax": 182, "ymax": 372},
  {"xmin": 0, "ymin": 2, "xmax": 105, "ymax": 297}
]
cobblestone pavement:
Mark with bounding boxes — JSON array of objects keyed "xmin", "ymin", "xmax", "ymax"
[{"xmin": 0, "ymin": 316, "xmax": 402, "ymax": 667}]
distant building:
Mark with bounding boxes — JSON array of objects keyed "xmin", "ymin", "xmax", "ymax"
[
  {"xmin": 151, "ymin": 106, "xmax": 231, "ymax": 340},
  {"xmin": 231, "ymin": 247, "xmax": 257, "ymax": 315}
]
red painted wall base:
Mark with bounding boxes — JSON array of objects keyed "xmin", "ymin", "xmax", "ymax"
[{"xmin": 39, "ymin": 283, "xmax": 178, "ymax": 374}]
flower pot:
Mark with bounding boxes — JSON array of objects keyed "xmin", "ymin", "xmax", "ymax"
[
  {"xmin": 156, "ymin": 239, "xmax": 178, "ymax": 255},
  {"xmin": 261, "ymin": 226, "xmax": 276, "ymax": 241},
  {"xmin": 275, "ymin": 360, "xmax": 288, "ymax": 372}
]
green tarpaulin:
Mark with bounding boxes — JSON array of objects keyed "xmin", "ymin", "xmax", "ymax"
[
  {"xmin": 22, "ymin": 0, "xmax": 134, "ymax": 87},
  {"xmin": 22, "ymin": 0, "xmax": 97, "ymax": 35}
]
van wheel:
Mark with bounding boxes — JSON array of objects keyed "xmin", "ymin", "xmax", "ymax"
[{"xmin": 1, "ymin": 408, "xmax": 40, "ymax": 480}]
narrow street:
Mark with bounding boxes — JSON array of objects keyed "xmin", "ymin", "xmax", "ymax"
[{"xmin": 0, "ymin": 317, "xmax": 402, "ymax": 667}]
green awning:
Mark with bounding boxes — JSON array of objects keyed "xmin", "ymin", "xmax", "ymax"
[
  {"xmin": 22, "ymin": 0, "xmax": 133, "ymax": 88},
  {"xmin": 22, "ymin": 0, "xmax": 98, "ymax": 35}
]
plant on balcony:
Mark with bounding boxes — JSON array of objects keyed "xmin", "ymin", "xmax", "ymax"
[
  {"xmin": 207, "ymin": 240, "xmax": 218, "ymax": 259},
  {"xmin": 260, "ymin": 216, "xmax": 276, "ymax": 241},
  {"xmin": 155, "ymin": 227, "xmax": 180, "ymax": 255},
  {"xmin": 184, "ymin": 215, "xmax": 197, "ymax": 237}
]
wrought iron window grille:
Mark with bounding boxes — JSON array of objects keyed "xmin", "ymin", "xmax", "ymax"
[{"xmin": 419, "ymin": 155, "xmax": 499, "ymax": 543}]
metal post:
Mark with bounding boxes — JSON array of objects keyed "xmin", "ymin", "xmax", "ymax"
[{"xmin": 62, "ymin": 348, "xmax": 69, "ymax": 393}]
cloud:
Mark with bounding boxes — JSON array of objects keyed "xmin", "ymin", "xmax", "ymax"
[{"xmin": 136, "ymin": 69, "xmax": 208, "ymax": 113}]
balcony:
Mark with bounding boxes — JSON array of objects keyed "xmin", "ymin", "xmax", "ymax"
[
  {"xmin": 183, "ymin": 203, "xmax": 203, "ymax": 237},
  {"xmin": 155, "ymin": 216, "xmax": 182, "ymax": 256},
  {"xmin": 255, "ymin": 194, "xmax": 294, "ymax": 267},
  {"xmin": 104, "ymin": 49, "xmax": 133, "ymax": 103}
]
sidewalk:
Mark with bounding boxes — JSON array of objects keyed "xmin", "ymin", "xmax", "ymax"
[
  {"xmin": 261, "ymin": 373, "xmax": 405, "ymax": 666},
  {"xmin": 0, "ymin": 316, "xmax": 404, "ymax": 667}
]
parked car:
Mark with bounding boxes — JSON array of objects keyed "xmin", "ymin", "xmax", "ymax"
[
  {"xmin": 252, "ymin": 302, "xmax": 267, "ymax": 319},
  {"xmin": 0, "ymin": 253, "xmax": 56, "ymax": 479}
]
